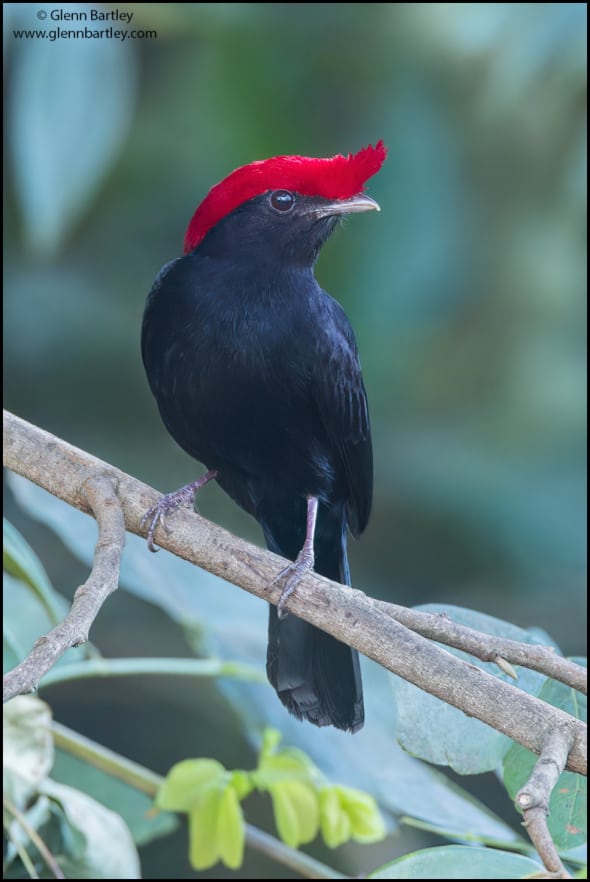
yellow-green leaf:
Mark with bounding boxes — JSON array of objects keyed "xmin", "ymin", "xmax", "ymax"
[
  {"xmin": 256, "ymin": 728, "xmax": 316, "ymax": 789},
  {"xmin": 188, "ymin": 787, "xmax": 221, "ymax": 870},
  {"xmin": 254, "ymin": 745, "xmax": 316, "ymax": 790},
  {"xmin": 188, "ymin": 782, "xmax": 245, "ymax": 871},
  {"xmin": 218, "ymin": 784, "xmax": 245, "ymax": 869},
  {"xmin": 270, "ymin": 780, "xmax": 319, "ymax": 847},
  {"xmin": 230, "ymin": 769, "xmax": 253, "ymax": 800},
  {"xmin": 156, "ymin": 758, "xmax": 225, "ymax": 812},
  {"xmin": 319, "ymin": 786, "xmax": 352, "ymax": 848},
  {"xmin": 337, "ymin": 786, "xmax": 386, "ymax": 843}
]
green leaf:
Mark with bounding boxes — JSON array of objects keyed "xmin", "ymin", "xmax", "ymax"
[
  {"xmin": 187, "ymin": 783, "xmax": 243, "ymax": 871},
  {"xmin": 390, "ymin": 604, "xmax": 559, "ymax": 774},
  {"xmin": 319, "ymin": 785, "xmax": 386, "ymax": 848},
  {"xmin": 335, "ymin": 786, "xmax": 387, "ymax": 843},
  {"xmin": 319, "ymin": 786, "xmax": 352, "ymax": 848},
  {"xmin": 254, "ymin": 727, "xmax": 318, "ymax": 789},
  {"xmin": 188, "ymin": 788, "xmax": 219, "ymax": 870},
  {"xmin": 562, "ymin": 843, "xmax": 587, "ymax": 868},
  {"xmin": 503, "ymin": 662, "xmax": 587, "ymax": 852},
  {"xmin": 41, "ymin": 778, "xmax": 141, "ymax": 879},
  {"xmin": 52, "ymin": 747, "xmax": 177, "ymax": 848},
  {"xmin": 3, "ymin": 695, "xmax": 54, "ymax": 810},
  {"xmin": 4, "ymin": 793, "xmax": 54, "ymax": 872},
  {"xmin": 3, "ymin": 620, "xmax": 26, "ymax": 673},
  {"xmin": 368, "ymin": 845, "xmax": 544, "ymax": 878},
  {"xmin": 3, "ymin": 698, "xmax": 145, "ymax": 877},
  {"xmin": 254, "ymin": 748, "xmax": 316, "ymax": 789},
  {"xmin": 9, "ymin": 15, "xmax": 138, "ymax": 254},
  {"xmin": 269, "ymin": 779, "xmax": 319, "ymax": 848},
  {"xmin": 156, "ymin": 758, "xmax": 226, "ymax": 812},
  {"xmin": 3, "ymin": 572, "xmax": 88, "ymax": 674},
  {"xmin": 3, "ymin": 518, "xmax": 65, "ymax": 624},
  {"xmin": 217, "ymin": 784, "xmax": 245, "ymax": 869}
]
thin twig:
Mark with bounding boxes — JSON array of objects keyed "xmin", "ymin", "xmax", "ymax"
[
  {"xmin": 375, "ymin": 602, "xmax": 586, "ymax": 695},
  {"xmin": 516, "ymin": 729, "xmax": 575, "ymax": 878},
  {"xmin": 3, "ymin": 794, "xmax": 65, "ymax": 879},
  {"xmin": 3, "ymin": 819, "xmax": 41, "ymax": 879},
  {"xmin": 39, "ymin": 657, "xmax": 265, "ymax": 688},
  {"xmin": 3, "ymin": 471, "xmax": 125, "ymax": 702}
]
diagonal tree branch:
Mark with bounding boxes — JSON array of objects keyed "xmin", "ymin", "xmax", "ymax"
[{"xmin": 3, "ymin": 409, "xmax": 587, "ymax": 780}]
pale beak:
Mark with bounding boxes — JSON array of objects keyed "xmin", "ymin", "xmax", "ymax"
[{"xmin": 310, "ymin": 194, "xmax": 380, "ymax": 219}]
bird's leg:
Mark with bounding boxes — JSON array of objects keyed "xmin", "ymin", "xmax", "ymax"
[
  {"xmin": 275, "ymin": 495, "xmax": 319, "ymax": 620},
  {"xmin": 141, "ymin": 470, "xmax": 218, "ymax": 552}
]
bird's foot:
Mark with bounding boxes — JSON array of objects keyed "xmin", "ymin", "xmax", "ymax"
[
  {"xmin": 274, "ymin": 548, "xmax": 315, "ymax": 620},
  {"xmin": 141, "ymin": 471, "xmax": 218, "ymax": 552}
]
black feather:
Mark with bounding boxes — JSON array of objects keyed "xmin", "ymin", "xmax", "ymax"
[{"xmin": 142, "ymin": 192, "xmax": 373, "ymax": 731}]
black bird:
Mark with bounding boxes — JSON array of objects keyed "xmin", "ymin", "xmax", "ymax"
[{"xmin": 141, "ymin": 142, "xmax": 386, "ymax": 731}]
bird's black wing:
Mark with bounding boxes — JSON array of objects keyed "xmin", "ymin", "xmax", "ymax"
[{"xmin": 312, "ymin": 295, "xmax": 373, "ymax": 537}]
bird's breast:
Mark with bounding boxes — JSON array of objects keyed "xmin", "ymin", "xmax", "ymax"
[{"xmin": 143, "ymin": 259, "xmax": 339, "ymax": 498}]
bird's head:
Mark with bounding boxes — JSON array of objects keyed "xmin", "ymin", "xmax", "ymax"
[{"xmin": 183, "ymin": 142, "xmax": 387, "ymax": 266}]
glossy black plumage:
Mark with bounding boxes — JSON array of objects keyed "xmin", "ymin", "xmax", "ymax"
[{"xmin": 142, "ymin": 191, "xmax": 373, "ymax": 731}]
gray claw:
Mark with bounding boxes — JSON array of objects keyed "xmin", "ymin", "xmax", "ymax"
[
  {"xmin": 141, "ymin": 502, "xmax": 166, "ymax": 552},
  {"xmin": 274, "ymin": 552, "xmax": 315, "ymax": 619},
  {"xmin": 141, "ymin": 473, "xmax": 219, "ymax": 555}
]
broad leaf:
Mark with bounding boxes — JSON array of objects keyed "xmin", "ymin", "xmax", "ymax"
[
  {"xmin": 368, "ymin": 844, "xmax": 544, "ymax": 878},
  {"xmin": 3, "ymin": 695, "xmax": 54, "ymax": 809},
  {"xmin": 52, "ymin": 747, "xmax": 177, "ymax": 848},
  {"xmin": 3, "ymin": 519, "xmax": 65, "ymax": 623},
  {"xmin": 268, "ymin": 778, "xmax": 319, "ymax": 848},
  {"xmin": 156, "ymin": 758, "xmax": 226, "ymax": 812},
  {"xmin": 187, "ymin": 782, "xmax": 245, "ymax": 870},
  {"xmin": 320, "ymin": 785, "xmax": 385, "ymax": 847},
  {"xmin": 9, "ymin": 5, "xmax": 138, "ymax": 254},
  {"xmin": 3, "ymin": 571, "xmax": 88, "ymax": 673},
  {"xmin": 390, "ymin": 604, "xmax": 560, "ymax": 774},
  {"xmin": 41, "ymin": 778, "xmax": 141, "ymax": 879}
]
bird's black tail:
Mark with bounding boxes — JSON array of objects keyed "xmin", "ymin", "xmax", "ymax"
[{"xmin": 262, "ymin": 499, "xmax": 364, "ymax": 733}]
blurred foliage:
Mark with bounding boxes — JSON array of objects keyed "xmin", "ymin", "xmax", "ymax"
[
  {"xmin": 3, "ymin": 2, "xmax": 587, "ymax": 878},
  {"xmin": 2, "ymin": 479, "xmax": 537, "ymax": 845},
  {"xmin": 155, "ymin": 728, "xmax": 385, "ymax": 870},
  {"xmin": 6, "ymin": 507, "xmax": 585, "ymax": 877},
  {"xmin": 367, "ymin": 844, "xmax": 545, "ymax": 879},
  {"xmin": 4, "ymin": 695, "xmax": 142, "ymax": 879}
]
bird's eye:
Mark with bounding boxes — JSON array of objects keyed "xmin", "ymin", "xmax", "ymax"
[{"xmin": 270, "ymin": 190, "xmax": 295, "ymax": 212}]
